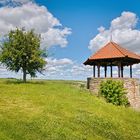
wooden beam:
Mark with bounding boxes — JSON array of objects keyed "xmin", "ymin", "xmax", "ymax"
[{"xmin": 86, "ymin": 57, "xmax": 140, "ymax": 67}]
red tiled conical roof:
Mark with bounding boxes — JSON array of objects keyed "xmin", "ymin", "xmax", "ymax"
[
  {"xmin": 90, "ymin": 42, "xmax": 140, "ymax": 60},
  {"xmin": 84, "ymin": 41, "xmax": 140, "ymax": 65}
]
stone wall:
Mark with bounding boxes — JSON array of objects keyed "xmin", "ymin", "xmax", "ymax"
[{"xmin": 87, "ymin": 78, "xmax": 140, "ymax": 110}]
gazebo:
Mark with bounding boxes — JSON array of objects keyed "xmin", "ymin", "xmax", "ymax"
[
  {"xmin": 84, "ymin": 41, "xmax": 140, "ymax": 78},
  {"xmin": 84, "ymin": 41, "xmax": 140, "ymax": 109}
]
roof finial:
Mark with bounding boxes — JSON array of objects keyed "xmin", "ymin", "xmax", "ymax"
[{"xmin": 110, "ymin": 28, "xmax": 113, "ymax": 42}]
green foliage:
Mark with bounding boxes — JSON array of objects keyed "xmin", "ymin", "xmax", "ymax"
[
  {"xmin": 99, "ymin": 79, "xmax": 129, "ymax": 106},
  {"xmin": 0, "ymin": 79, "xmax": 140, "ymax": 140},
  {"xmin": 0, "ymin": 28, "xmax": 46, "ymax": 82}
]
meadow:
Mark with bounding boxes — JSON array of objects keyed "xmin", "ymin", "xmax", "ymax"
[{"xmin": 0, "ymin": 79, "xmax": 140, "ymax": 140}]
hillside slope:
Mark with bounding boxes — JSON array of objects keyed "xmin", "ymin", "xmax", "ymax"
[{"xmin": 0, "ymin": 79, "xmax": 140, "ymax": 140}]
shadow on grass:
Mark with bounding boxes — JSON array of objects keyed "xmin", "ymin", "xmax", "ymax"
[{"xmin": 5, "ymin": 79, "xmax": 46, "ymax": 85}]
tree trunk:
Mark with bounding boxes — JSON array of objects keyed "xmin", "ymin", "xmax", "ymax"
[{"xmin": 23, "ymin": 69, "xmax": 26, "ymax": 83}]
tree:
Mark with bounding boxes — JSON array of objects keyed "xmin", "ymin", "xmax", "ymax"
[{"xmin": 0, "ymin": 28, "xmax": 46, "ymax": 82}]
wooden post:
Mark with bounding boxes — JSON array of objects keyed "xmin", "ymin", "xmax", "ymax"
[
  {"xmin": 93, "ymin": 65, "xmax": 95, "ymax": 78},
  {"xmin": 97, "ymin": 65, "xmax": 100, "ymax": 78},
  {"xmin": 110, "ymin": 64, "xmax": 113, "ymax": 78},
  {"xmin": 104, "ymin": 66, "xmax": 107, "ymax": 77},
  {"xmin": 121, "ymin": 65, "xmax": 123, "ymax": 78},
  {"xmin": 130, "ymin": 65, "xmax": 132, "ymax": 78},
  {"xmin": 118, "ymin": 65, "xmax": 121, "ymax": 78}
]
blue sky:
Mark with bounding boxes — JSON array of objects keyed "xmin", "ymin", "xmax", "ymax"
[
  {"xmin": 39, "ymin": 0, "xmax": 140, "ymax": 62},
  {"xmin": 0, "ymin": 0, "xmax": 140, "ymax": 80}
]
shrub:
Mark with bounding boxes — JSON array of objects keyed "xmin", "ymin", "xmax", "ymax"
[{"xmin": 99, "ymin": 79, "xmax": 129, "ymax": 106}]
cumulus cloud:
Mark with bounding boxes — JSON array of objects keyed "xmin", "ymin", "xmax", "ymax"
[
  {"xmin": 0, "ymin": 56, "xmax": 91, "ymax": 80},
  {"xmin": 41, "ymin": 28, "xmax": 71, "ymax": 48},
  {"xmin": 0, "ymin": 1, "xmax": 74, "ymax": 80},
  {"xmin": 89, "ymin": 11, "xmax": 140, "ymax": 53},
  {"xmin": 0, "ymin": 57, "xmax": 91, "ymax": 80},
  {"xmin": 0, "ymin": 1, "xmax": 73, "ymax": 80},
  {"xmin": 46, "ymin": 57, "xmax": 73, "ymax": 66},
  {"xmin": 12, "ymin": 0, "xmax": 33, "ymax": 3},
  {"xmin": 32, "ymin": 58, "xmax": 140, "ymax": 80},
  {"xmin": 111, "ymin": 12, "xmax": 137, "ymax": 30},
  {"xmin": 1, "ymin": 56, "xmax": 140, "ymax": 80},
  {"xmin": 0, "ymin": 2, "xmax": 71, "ymax": 48},
  {"xmin": 38, "ymin": 58, "xmax": 92, "ymax": 80},
  {"xmin": 0, "ymin": 0, "xmax": 34, "ymax": 6},
  {"xmin": 43, "ymin": 58, "xmax": 73, "ymax": 78}
]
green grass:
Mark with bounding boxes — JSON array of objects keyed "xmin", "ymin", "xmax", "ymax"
[{"xmin": 0, "ymin": 79, "xmax": 140, "ymax": 140}]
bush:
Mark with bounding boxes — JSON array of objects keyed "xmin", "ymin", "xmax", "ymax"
[{"xmin": 99, "ymin": 80, "xmax": 129, "ymax": 106}]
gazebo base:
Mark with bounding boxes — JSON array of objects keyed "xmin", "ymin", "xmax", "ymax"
[{"xmin": 87, "ymin": 77, "xmax": 140, "ymax": 110}]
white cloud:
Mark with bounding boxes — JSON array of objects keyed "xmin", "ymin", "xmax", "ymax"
[
  {"xmin": 111, "ymin": 12, "xmax": 138, "ymax": 30},
  {"xmin": 0, "ymin": 0, "xmax": 34, "ymax": 5},
  {"xmin": 0, "ymin": 2, "xmax": 73, "ymax": 80},
  {"xmin": 41, "ymin": 28, "xmax": 71, "ymax": 49},
  {"xmin": 46, "ymin": 58, "xmax": 74, "ymax": 66},
  {"xmin": 1, "ymin": 57, "xmax": 140, "ymax": 80},
  {"xmin": 35, "ymin": 57, "xmax": 72, "ymax": 78},
  {"xmin": 12, "ymin": 0, "xmax": 32, "ymax": 3},
  {"xmin": 0, "ymin": 2, "xmax": 71, "ymax": 48},
  {"xmin": 42, "ymin": 58, "xmax": 92, "ymax": 80},
  {"xmin": 89, "ymin": 11, "xmax": 140, "ymax": 53},
  {"xmin": 97, "ymin": 26, "xmax": 105, "ymax": 32}
]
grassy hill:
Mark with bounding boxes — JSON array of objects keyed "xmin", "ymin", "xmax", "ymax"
[{"xmin": 0, "ymin": 79, "xmax": 140, "ymax": 140}]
